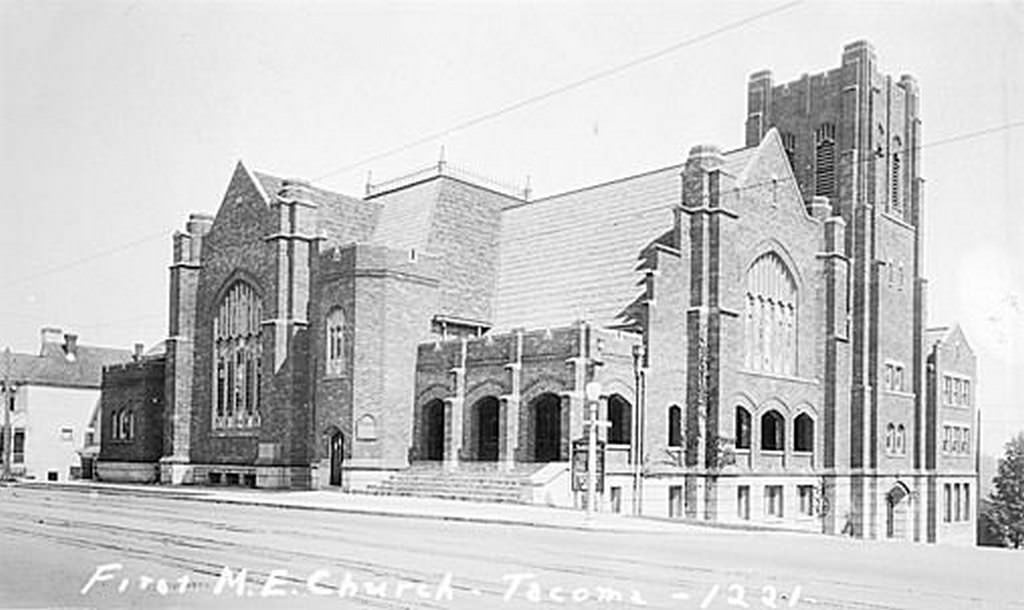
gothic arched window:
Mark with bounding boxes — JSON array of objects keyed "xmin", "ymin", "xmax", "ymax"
[
  {"xmin": 668, "ymin": 405, "xmax": 682, "ymax": 448},
  {"xmin": 326, "ymin": 308, "xmax": 346, "ymax": 377},
  {"xmin": 794, "ymin": 413, "xmax": 814, "ymax": 452},
  {"xmin": 735, "ymin": 406, "xmax": 752, "ymax": 450},
  {"xmin": 744, "ymin": 252, "xmax": 798, "ymax": 375},
  {"xmin": 213, "ymin": 282, "xmax": 263, "ymax": 430},
  {"xmin": 761, "ymin": 410, "xmax": 785, "ymax": 451}
]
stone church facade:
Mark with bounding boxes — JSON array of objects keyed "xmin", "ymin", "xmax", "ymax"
[{"xmin": 97, "ymin": 41, "xmax": 978, "ymax": 544}]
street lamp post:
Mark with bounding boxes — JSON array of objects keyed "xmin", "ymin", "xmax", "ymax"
[{"xmin": 2, "ymin": 348, "xmax": 13, "ymax": 481}]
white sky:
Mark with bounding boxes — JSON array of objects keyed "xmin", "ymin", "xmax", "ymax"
[{"xmin": 1, "ymin": 0, "xmax": 1021, "ymax": 454}]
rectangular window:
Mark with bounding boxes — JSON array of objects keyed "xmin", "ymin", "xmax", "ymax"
[
  {"xmin": 610, "ymin": 487, "xmax": 622, "ymax": 514},
  {"xmin": 943, "ymin": 376, "xmax": 953, "ymax": 405},
  {"xmin": 765, "ymin": 485, "xmax": 784, "ymax": 518},
  {"xmin": 798, "ymin": 485, "xmax": 815, "ymax": 516},
  {"xmin": 884, "ymin": 364, "xmax": 893, "ymax": 390},
  {"xmin": 942, "ymin": 426, "xmax": 949, "ymax": 453},
  {"xmin": 669, "ymin": 486, "xmax": 683, "ymax": 519},
  {"xmin": 59, "ymin": 427, "xmax": 73, "ymax": 442},
  {"xmin": 944, "ymin": 484, "xmax": 952, "ymax": 523},
  {"xmin": 13, "ymin": 428, "xmax": 24, "ymax": 463},
  {"xmin": 737, "ymin": 486, "xmax": 750, "ymax": 520},
  {"xmin": 963, "ymin": 380, "xmax": 971, "ymax": 406}
]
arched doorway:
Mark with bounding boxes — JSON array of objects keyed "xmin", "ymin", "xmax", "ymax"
[
  {"xmin": 531, "ymin": 393, "xmax": 562, "ymax": 462},
  {"xmin": 421, "ymin": 399, "xmax": 446, "ymax": 461},
  {"xmin": 472, "ymin": 396, "xmax": 500, "ymax": 461},
  {"xmin": 329, "ymin": 430, "xmax": 345, "ymax": 487},
  {"xmin": 886, "ymin": 482, "xmax": 911, "ymax": 539}
]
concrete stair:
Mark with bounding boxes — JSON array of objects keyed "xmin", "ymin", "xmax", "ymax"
[{"xmin": 365, "ymin": 462, "xmax": 547, "ymax": 504}]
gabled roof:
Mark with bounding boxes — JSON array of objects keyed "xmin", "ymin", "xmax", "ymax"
[
  {"xmin": 6, "ymin": 342, "xmax": 133, "ymax": 389},
  {"xmin": 926, "ymin": 323, "xmax": 972, "ymax": 354}
]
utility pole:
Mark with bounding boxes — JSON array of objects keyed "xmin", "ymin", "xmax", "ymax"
[{"xmin": 2, "ymin": 347, "xmax": 13, "ymax": 481}]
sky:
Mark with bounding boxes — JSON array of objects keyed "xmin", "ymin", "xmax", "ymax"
[{"xmin": 0, "ymin": 0, "xmax": 1021, "ymax": 454}]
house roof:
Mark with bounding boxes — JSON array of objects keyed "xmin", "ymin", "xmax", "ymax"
[{"xmin": 6, "ymin": 342, "xmax": 133, "ymax": 389}]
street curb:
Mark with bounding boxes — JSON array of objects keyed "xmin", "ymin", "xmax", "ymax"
[{"xmin": 10, "ymin": 481, "xmax": 663, "ymax": 535}]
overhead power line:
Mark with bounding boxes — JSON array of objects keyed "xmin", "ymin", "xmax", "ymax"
[{"xmin": 311, "ymin": 0, "xmax": 806, "ymax": 183}]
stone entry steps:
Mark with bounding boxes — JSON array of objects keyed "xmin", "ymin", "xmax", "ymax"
[{"xmin": 365, "ymin": 462, "xmax": 547, "ymax": 504}]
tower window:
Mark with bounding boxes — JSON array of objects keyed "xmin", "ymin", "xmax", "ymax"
[
  {"xmin": 814, "ymin": 123, "xmax": 837, "ymax": 198},
  {"xmin": 326, "ymin": 308, "xmax": 346, "ymax": 377}
]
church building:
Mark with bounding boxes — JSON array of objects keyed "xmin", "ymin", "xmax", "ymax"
[{"xmin": 97, "ymin": 41, "xmax": 979, "ymax": 544}]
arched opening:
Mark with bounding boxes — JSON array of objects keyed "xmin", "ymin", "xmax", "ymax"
[
  {"xmin": 735, "ymin": 406, "xmax": 752, "ymax": 450},
  {"xmin": 886, "ymin": 482, "xmax": 911, "ymax": 539},
  {"xmin": 761, "ymin": 410, "xmax": 784, "ymax": 451},
  {"xmin": 471, "ymin": 396, "xmax": 500, "ymax": 461},
  {"xmin": 420, "ymin": 399, "xmax": 446, "ymax": 461},
  {"xmin": 794, "ymin": 413, "xmax": 814, "ymax": 452},
  {"xmin": 328, "ymin": 430, "xmax": 345, "ymax": 487},
  {"xmin": 531, "ymin": 393, "xmax": 562, "ymax": 462},
  {"xmin": 668, "ymin": 405, "xmax": 682, "ymax": 448},
  {"xmin": 607, "ymin": 394, "xmax": 632, "ymax": 445}
]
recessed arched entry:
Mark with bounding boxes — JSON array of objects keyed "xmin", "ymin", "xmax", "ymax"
[
  {"xmin": 471, "ymin": 396, "xmax": 500, "ymax": 461},
  {"xmin": 421, "ymin": 399, "xmax": 446, "ymax": 461},
  {"xmin": 886, "ymin": 481, "xmax": 912, "ymax": 539},
  {"xmin": 531, "ymin": 393, "xmax": 562, "ymax": 462},
  {"xmin": 328, "ymin": 429, "xmax": 345, "ymax": 487}
]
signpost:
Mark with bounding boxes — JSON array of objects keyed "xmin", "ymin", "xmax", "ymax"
[{"xmin": 581, "ymin": 381, "xmax": 610, "ymax": 522}]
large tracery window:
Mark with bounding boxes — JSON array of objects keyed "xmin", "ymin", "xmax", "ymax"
[
  {"xmin": 213, "ymin": 282, "xmax": 263, "ymax": 430},
  {"xmin": 744, "ymin": 252, "xmax": 798, "ymax": 376}
]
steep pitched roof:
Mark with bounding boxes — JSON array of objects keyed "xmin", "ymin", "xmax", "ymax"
[
  {"xmin": 250, "ymin": 169, "xmax": 380, "ymax": 249},
  {"xmin": 492, "ymin": 145, "xmax": 758, "ymax": 331},
  {"xmin": 7, "ymin": 342, "xmax": 133, "ymax": 389}
]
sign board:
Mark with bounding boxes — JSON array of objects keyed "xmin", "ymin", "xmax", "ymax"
[{"xmin": 571, "ymin": 438, "xmax": 606, "ymax": 493}]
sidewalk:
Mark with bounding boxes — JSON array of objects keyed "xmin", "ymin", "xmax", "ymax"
[{"xmin": 12, "ymin": 479, "xmax": 707, "ymax": 535}]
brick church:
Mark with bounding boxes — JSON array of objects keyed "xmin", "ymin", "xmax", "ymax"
[{"xmin": 98, "ymin": 41, "xmax": 978, "ymax": 544}]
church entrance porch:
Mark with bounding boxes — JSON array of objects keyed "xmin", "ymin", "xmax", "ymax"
[
  {"xmin": 530, "ymin": 393, "xmax": 563, "ymax": 462},
  {"xmin": 420, "ymin": 399, "xmax": 446, "ymax": 461},
  {"xmin": 471, "ymin": 396, "xmax": 500, "ymax": 461}
]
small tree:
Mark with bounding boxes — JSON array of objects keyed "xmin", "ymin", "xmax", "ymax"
[{"xmin": 989, "ymin": 432, "xmax": 1024, "ymax": 549}]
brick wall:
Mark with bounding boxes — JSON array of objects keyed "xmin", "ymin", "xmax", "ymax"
[{"xmin": 99, "ymin": 357, "xmax": 166, "ymax": 463}]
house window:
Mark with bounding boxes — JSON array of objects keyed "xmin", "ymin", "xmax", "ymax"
[
  {"xmin": 355, "ymin": 414, "xmax": 377, "ymax": 441},
  {"xmin": 610, "ymin": 487, "xmax": 622, "ymax": 514},
  {"xmin": 735, "ymin": 406, "xmax": 752, "ymax": 450},
  {"xmin": 668, "ymin": 405, "xmax": 682, "ymax": 448},
  {"xmin": 765, "ymin": 485, "xmax": 784, "ymax": 518},
  {"xmin": 13, "ymin": 428, "xmax": 24, "ymax": 463},
  {"xmin": 737, "ymin": 486, "xmax": 750, "ymax": 520},
  {"xmin": 761, "ymin": 410, "xmax": 784, "ymax": 451},
  {"xmin": 794, "ymin": 413, "xmax": 814, "ymax": 452},
  {"xmin": 213, "ymin": 282, "xmax": 263, "ymax": 430},
  {"xmin": 326, "ymin": 308, "xmax": 346, "ymax": 376},
  {"xmin": 744, "ymin": 253, "xmax": 798, "ymax": 376},
  {"xmin": 815, "ymin": 123, "xmax": 837, "ymax": 198},
  {"xmin": 798, "ymin": 485, "xmax": 815, "ymax": 516},
  {"xmin": 59, "ymin": 427, "xmax": 73, "ymax": 442}
]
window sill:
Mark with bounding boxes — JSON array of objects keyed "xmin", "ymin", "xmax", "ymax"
[
  {"xmin": 882, "ymin": 390, "xmax": 916, "ymax": 399},
  {"xmin": 740, "ymin": 369, "xmax": 819, "ymax": 386}
]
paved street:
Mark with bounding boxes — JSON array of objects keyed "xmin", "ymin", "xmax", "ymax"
[{"xmin": 0, "ymin": 484, "xmax": 1021, "ymax": 610}]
